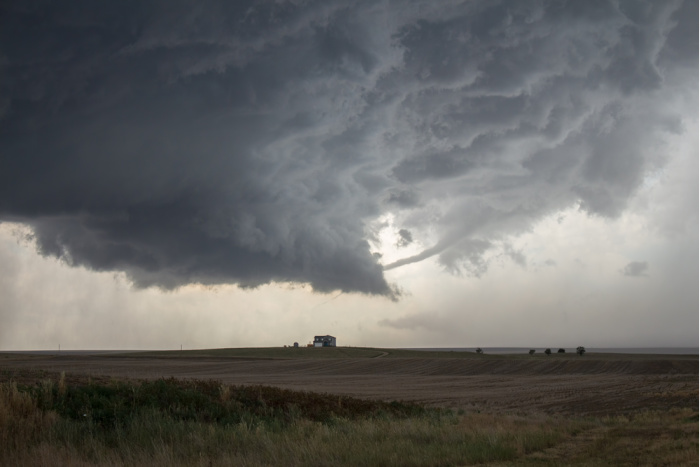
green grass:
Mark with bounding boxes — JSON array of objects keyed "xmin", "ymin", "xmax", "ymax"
[
  {"xmin": 34, "ymin": 376, "xmax": 430, "ymax": 427},
  {"xmin": 1, "ymin": 372, "xmax": 697, "ymax": 466}
]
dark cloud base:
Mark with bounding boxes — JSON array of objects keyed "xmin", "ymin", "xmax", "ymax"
[{"xmin": 0, "ymin": 0, "xmax": 696, "ymax": 295}]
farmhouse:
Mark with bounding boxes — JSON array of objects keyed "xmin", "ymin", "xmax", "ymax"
[{"xmin": 313, "ymin": 335, "xmax": 336, "ymax": 347}]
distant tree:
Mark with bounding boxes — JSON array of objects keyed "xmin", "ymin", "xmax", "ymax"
[
  {"xmin": 544, "ymin": 348, "xmax": 551, "ymax": 356},
  {"xmin": 528, "ymin": 349, "xmax": 535, "ymax": 355},
  {"xmin": 475, "ymin": 347, "xmax": 483, "ymax": 354},
  {"xmin": 576, "ymin": 346, "xmax": 586, "ymax": 356},
  {"xmin": 557, "ymin": 348, "xmax": 565, "ymax": 353}
]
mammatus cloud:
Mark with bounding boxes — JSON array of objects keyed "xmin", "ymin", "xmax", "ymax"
[
  {"xmin": 622, "ymin": 261, "xmax": 649, "ymax": 277},
  {"xmin": 0, "ymin": 0, "xmax": 696, "ymax": 296}
]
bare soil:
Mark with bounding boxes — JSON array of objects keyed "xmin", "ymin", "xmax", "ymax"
[{"xmin": 1, "ymin": 352, "xmax": 696, "ymax": 415}]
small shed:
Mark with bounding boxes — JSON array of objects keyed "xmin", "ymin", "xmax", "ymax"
[{"xmin": 313, "ymin": 335, "xmax": 336, "ymax": 347}]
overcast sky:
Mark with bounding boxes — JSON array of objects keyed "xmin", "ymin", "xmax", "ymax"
[{"xmin": 1, "ymin": 0, "xmax": 697, "ymax": 350}]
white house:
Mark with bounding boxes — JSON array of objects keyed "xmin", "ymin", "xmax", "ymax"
[{"xmin": 313, "ymin": 335, "xmax": 336, "ymax": 347}]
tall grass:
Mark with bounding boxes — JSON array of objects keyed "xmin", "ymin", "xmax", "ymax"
[{"xmin": 1, "ymin": 375, "xmax": 696, "ymax": 466}]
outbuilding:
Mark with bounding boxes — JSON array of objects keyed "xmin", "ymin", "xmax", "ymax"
[{"xmin": 313, "ymin": 335, "xmax": 336, "ymax": 347}]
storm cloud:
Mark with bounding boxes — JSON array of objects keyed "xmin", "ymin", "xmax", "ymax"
[
  {"xmin": 622, "ymin": 261, "xmax": 649, "ymax": 277},
  {"xmin": 0, "ymin": 0, "xmax": 696, "ymax": 296}
]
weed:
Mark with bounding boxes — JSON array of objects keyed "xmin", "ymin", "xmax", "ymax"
[{"xmin": 1, "ymin": 374, "xmax": 697, "ymax": 466}]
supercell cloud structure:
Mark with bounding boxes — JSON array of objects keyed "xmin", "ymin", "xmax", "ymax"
[{"xmin": 0, "ymin": 0, "xmax": 696, "ymax": 296}]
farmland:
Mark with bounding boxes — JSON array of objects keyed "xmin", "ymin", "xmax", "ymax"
[{"xmin": 1, "ymin": 348, "xmax": 697, "ymax": 465}]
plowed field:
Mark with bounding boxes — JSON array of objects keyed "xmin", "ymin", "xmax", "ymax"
[{"xmin": 1, "ymin": 352, "xmax": 696, "ymax": 415}]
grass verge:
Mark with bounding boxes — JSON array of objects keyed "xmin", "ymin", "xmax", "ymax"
[{"xmin": 0, "ymin": 372, "xmax": 696, "ymax": 466}]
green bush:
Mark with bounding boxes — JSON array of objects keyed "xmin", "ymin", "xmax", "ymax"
[{"xmin": 27, "ymin": 377, "xmax": 433, "ymax": 431}]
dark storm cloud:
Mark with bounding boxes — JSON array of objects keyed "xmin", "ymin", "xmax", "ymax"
[{"xmin": 0, "ymin": 0, "xmax": 695, "ymax": 294}]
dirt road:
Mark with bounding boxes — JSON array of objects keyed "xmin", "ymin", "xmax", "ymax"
[{"xmin": 1, "ymin": 354, "xmax": 696, "ymax": 415}]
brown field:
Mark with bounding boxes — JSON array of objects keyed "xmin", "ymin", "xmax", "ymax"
[
  {"xmin": 1, "ymin": 348, "xmax": 697, "ymax": 466},
  {"xmin": 1, "ymin": 349, "xmax": 696, "ymax": 416}
]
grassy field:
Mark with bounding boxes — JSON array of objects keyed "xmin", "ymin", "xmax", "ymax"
[
  {"xmin": 126, "ymin": 346, "xmax": 390, "ymax": 359},
  {"xmin": 123, "ymin": 346, "xmax": 698, "ymax": 360},
  {"xmin": 0, "ymin": 348, "xmax": 697, "ymax": 465},
  {"xmin": 125, "ymin": 346, "xmax": 491, "ymax": 359},
  {"xmin": 2, "ymin": 371, "xmax": 696, "ymax": 466}
]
